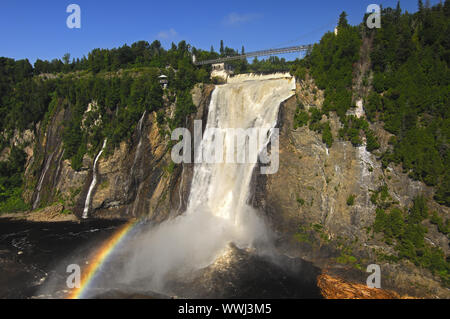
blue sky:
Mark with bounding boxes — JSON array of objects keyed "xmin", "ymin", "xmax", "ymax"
[{"xmin": 0, "ymin": 0, "xmax": 441, "ymax": 64}]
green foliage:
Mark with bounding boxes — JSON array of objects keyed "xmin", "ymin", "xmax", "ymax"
[
  {"xmin": 365, "ymin": 91, "xmax": 382, "ymax": 122},
  {"xmin": 0, "ymin": 40, "xmax": 209, "ymax": 173},
  {"xmin": 293, "ymin": 106, "xmax": 309, "ymax": 129},
  {"xmin": 368, "ymin": 4, "xmax": 450, "ymax": 205},
  {"xmin": 365, "ymin": 128, "xmax": 380, "ymax": 152},
  {"xmin": 294, "ymin": 227, "xmax": 312, "ymax": 244},
  {"xmin": 292, "ymin": 65, "xmax": 307, "ymax": 81},
  {"xmin": 308, "ymin": 107, "xmax": 323, "ymax": 132},
  {"xmin": 293, "ymin": 105, "xmax": 334, "ymax": 148},
  {"xmin": 346, "ymin": 194, "xmax": 356, "ymax": 206},
  {"xmin": 370, "ymin": 184, "xmax": 392, "ymax": 208},
  {"xmin": 434, "ymin": 169, "xmax": 450, "ymax": 206},
  {"xmin": 339, "ymin": 115, "xmax": 380, "ymax": 152},
  {"xmin": 373, "ymin": 196, "xmax": 450, "ymax": 285},
  {"xmin": 247, "ymin": 56, "xmax": 292, "ymax": 74},
  {"xmin": 296, "ymin": 197, "xmax": 305, "ymax": 206},
  {"xmin": 337, "ymin": 253, "xmax": 358, "ymax": 265},
  {"xmin": 169, "ymin": 90, "xmax": 196, "ymax": 130},
  {"xmin": 303, "ymin": 22, "xmax": 361, "ymax": 119},
  {"xmin": 322, "ymin": 122, "xmax": 334, "ymax": 148},
  {"xmin": 53, "ymin": 69, "xmax": 165, "ymax": 169},
  {"xmin": 430, "ymin": 212, "xmax": 449, "ymax": 235},
  {"xmin": 0, "ymin": 188, "xmax": 29, "ymax": 214},
  {"xmin": 0, "ymin": 147, "xmax": 29, "ymax": 213}
]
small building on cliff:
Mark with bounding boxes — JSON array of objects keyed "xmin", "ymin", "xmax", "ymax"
[{"xmin": 211, "ymin": 63, "xmax": 234, "ymax": 83}]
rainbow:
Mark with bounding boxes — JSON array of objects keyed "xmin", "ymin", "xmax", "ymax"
[{"xmin": 68, "ymin": 219, "xmax": 138, "ymax": 299}]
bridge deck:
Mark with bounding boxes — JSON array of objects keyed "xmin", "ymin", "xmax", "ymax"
[{"xmin": 194, "ymin": 45, "xmax": 313, "ymax": 66}]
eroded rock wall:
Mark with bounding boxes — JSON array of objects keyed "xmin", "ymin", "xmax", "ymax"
[
  {"xmin": 254, "ymin": 77, "xmax": 449, "ymax": 298},
  {"xmin": 22, "ymin": 84, "xmax": 215, "ymax": 223}
]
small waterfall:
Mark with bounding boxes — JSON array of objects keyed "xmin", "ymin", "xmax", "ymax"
[
  {"xmin": 82, "ymin": 139, "xmax": 107, "ymax": 219},
  {"xmin": 130, "ymin": 111, "xmax": 146, "ymax": 186},
  {"xmin": 127, "ymin": 111, "xmax": 146, "ymax": 216},
  {"xmin": 52, "ymin": 150, "xmax": 65, "ymax": 189},
  {"xmin": 177, "ymin": 163, "xmax": 185, "ymax": 213},
  {"xmin": 33, "ymin": 152, "xmax": 55, "ymax": 210}
]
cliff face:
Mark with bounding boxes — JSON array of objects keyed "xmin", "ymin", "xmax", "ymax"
[
  {"xmin": 253, "ymin": 76, "xmax": 449, "ymax": 298},
  {"xmin": 20, "ymin": 84, "xmax": 215, "ymax": 222}
]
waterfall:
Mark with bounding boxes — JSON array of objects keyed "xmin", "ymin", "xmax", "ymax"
[
  {"xmin": 33, "ymin": 152, "xmax": 55, "ymax": 210},
  {"xmin": 176, "ymin": 163, "xmax": 185, "ymax": 213},
  {"xmin": 130, "ymin": 111, "xmax": 146, "ymax": 181},
  {"xmin": 186, "ymin": 73, "xmax": 296, "ymax": 224},
  {"xmin": 122, "ymin": 73, "xmax": 296, "ymax": 289},
  {"xmin": 82, "ymin": 139, "xmax": 107, "ymax": 219},
  {"xmin": 52, "ymin": 150, "xmax": 65, "ymax": 189},
  {"xmin": 127, "ymin": 111, "xmax": 146, "ymax": 216}
]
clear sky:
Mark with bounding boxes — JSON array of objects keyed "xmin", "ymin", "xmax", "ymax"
[{"xmin": 0, "ymin": 0, "xmax": 441, "ymax": 64}]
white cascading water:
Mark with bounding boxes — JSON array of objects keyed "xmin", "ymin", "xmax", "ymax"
[
  {"xmin": 186, "ymin": 73, "xmax": 296, "ymax": 223},
  {"xmin": 121, "ymin": 73, "xmax": 296, "ymax": 291},
  {"xmin": 33, "ymin": 152, "xmax": 55, "ymax": 210},
  {"xmin": 82, "ymin": 139, "xmax": 107, "ymax": 219},
  {"xmin": 130, "ymin": 111, "xmax": 146, "ymax": 181},
  {"xmin": 127, "ymin": 111, "xmax": 147, "ymax": 216}
]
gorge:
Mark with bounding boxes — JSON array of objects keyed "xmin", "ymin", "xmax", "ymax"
[{"xmin": 0, "ymin": 2, "xmax": 449, "ymax": 299}]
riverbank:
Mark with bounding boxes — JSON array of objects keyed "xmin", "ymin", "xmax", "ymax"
[
  {"xmin": 0, "ymin": 204, "xmax": 78, "ymax": 223},
  {"xmin": 0, "ymin": 203, "xmax": 131, "ymax": 223}
]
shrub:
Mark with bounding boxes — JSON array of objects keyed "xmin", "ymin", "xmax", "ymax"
[
  {"xmin": 293, "ymin": 109, "xmax": 309, "ymax": 129},
  {"xmin": 347, "ymin": 194, "xmax": 356, "ymax": 206},
  {"xmin": 322, "ymin": 122, "xmax": 333, "ymax": 148}
]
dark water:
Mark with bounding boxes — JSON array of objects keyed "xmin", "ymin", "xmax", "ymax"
[
  {"xmin": 0, "ymin": 218, "xmax": 126, "ymax": 298},
  {"xmin": 0, "ymin": 219, "xmax": 322, "ymax": 299}
]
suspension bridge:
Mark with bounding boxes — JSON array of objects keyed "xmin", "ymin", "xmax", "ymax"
[{"xmin": 193, "ymin": 44, "xmax": 313, "ymax": 66}]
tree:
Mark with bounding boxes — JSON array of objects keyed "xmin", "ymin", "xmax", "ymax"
[
  {"xmin": 322, "ymin": 122, "xmax": 334, "ymax": 148},
  {"xmin": 338, "ymin": 11, "xmax": 349, "ymax": 29},
  {"xmin": 418, "ymin": 0, "xmax": 424, "ymax": 12},
  {"xmin": 445, "ymin": 0, "xmax": 450, "ymax": 16},
  {"xmin": 220, "ymin": 40, "xmax": 224, "ymax": 55},
  {"xmin": 63, "ymin": 53, "xmax": 71, "ymax": 65},
  {"xmin": 395, "ymin": 1, "xmax": 402, "ymax": 20}
]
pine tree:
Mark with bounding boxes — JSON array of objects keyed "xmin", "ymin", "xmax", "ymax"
[
  {"xmin": 338, "ymin": 11, "xmax": 349, "ymax": 29},
  {"xmin": 396, "ymin": 1, "xmax": 402, "ymax": 19},
  {"xmin": 220, "ymin": 40, "xmax": 224, "ymax": 55}
]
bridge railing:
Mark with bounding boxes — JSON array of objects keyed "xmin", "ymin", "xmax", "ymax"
[{"xmin": 194, "ymin": 45, "xmax": 313, "ymax": 66}]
